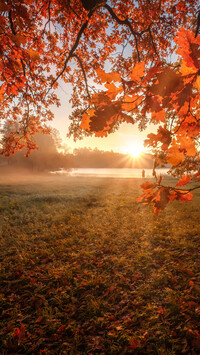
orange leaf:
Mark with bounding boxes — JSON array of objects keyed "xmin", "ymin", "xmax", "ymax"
[
  {"xmin": 178, "ymin": 136, "xmax": 196, "ymax": 157},
  {"xmin": 169, "ymin": 190, "xmax": 178, "ymax": 201},
  {"xmin": 129, "ymin": 62, "xmax": 145, "ymax": 82},
  {"xmin": 121, "ymin": 95, "xmax": 140, "ymax": 111},
  {"xmin": 167, "ymin": 139, "xmax": 185, "ymax": 165},
  {"xmin": 96, "ymin": 68, "xmax": 121, "ymax": 83},
  {"xmin": 105, "ymin": 82, "xmax": 123, "ymax": 100},
  {"xmin": 176, "ymin": 175, "xmax": 192, "ymax": 187},
  {"xmin": 151, "ymin": 110, "xmax": 166, "ymax": 123},
  {"xmin": 80, "ymin": 109, "xmax": 95, "ymax": 130},
  {"xmin": 140, "ymin": 181, "xmax": 155, "ymax": 190},
  {"xmin": 195, "ymin": 76, "xmax": 200, "ymax": 90},
  {"xmin": 177, "ymin": 191, "xmax": 193, "ymax": 202},
  {"xmin": 175, "ymin": 28, "xmax": 200, "ymax": 72},
  {"xmin": 28, "ymin": 49, "xmax": 40, "ymax": 60},
  {"xmin": 180, "ymin": 60, "xmax": 197, "ymax": 76}
]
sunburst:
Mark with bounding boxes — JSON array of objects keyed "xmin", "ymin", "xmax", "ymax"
[{"xmin": 126, "ymin": 141, "xmax": 144, "ymax": 158}]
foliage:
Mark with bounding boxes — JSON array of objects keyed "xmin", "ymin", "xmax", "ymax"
[
  {"xmin": 0, "ymin": 0, "xmax": 200, "ymax": 210},
  {"xmin": 0, "ymin": 177, "xmax": 200, "ymax": 353}
]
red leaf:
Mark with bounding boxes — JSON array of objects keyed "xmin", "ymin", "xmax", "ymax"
[{"xmin": 14, "ymin": 328, "xmax": 21, "ymax": 337}]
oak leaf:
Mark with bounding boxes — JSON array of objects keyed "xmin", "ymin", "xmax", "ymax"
[
  {"xmin": 129, "ymin": 62, "xmax": 145, "ymax": 82},
  {"xmin": 121, "ymin": 95, "xmax": 140, "ymax": 111},
  {"xmin": 96, "ymin": 68, "xmax": 121, "ymax": 83},
  {"xmin": 105, "ymin": 83, "xmax": 123, "ymax": 100},
  {"xmin": 176, "ymin": 175, "xmax": 192, "ymax": 187},
  {"xmin": 195, "ymin": 76, "xmax": 200, "ymax": 90},
  {"xmin": 177, "ymin": 191, "xmax": 193, "ymax": 202},
  {"xmin": 167, "ymin": 139, "xmax": 185, "ymax": 165},
  {"xmin": 28, "ymin": 50, "xmax": 40, "ymax": 60}
]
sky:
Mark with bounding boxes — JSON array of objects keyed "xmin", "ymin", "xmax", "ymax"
[{"xmin": 49, "ymin": 83, "xmax": 156, "ymax": 154}]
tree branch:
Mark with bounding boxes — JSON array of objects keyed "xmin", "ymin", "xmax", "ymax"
[
  {"xmin": 71, "ymin": 54, "xmax": 91, "ymax": 99},
  {"xmin": 104, "ymin": 4, "xmax": 141, "ymax": 61},
  {"xmin": 8, "ymin": 9, "xmax": 26, "ymax": 76},
  {"xmin": 158, "ymin": 183, "xmax": 200, "ymax": 194},
  {"xmin": 148, "ymin": 26, "xmax": 159, "ymax": 58},
  {"xmin": 8, "ymin": 10, "xmax": 16, "ymax": 35},
  {"xmin": 45, "ymin": 9, "xmax": 94, "ymax": 96}
]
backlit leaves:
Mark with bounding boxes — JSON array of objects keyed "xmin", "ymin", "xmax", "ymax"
[
  {"xmin": 167, "ymin": 139, "xmax": 185, "ymax": 166},
  {"xmin": 0, "ymin": 0, "xmax": 199, "ymax": 210},
  {"xmin": 129, "ymin": 62, "xmax": 145, "ymax": 82},
  {"xmin": 138, "ymin": 182, "xmax": 194, "ymax": 214},
  {"xmin": 96, "ymin": 68, "xmax": 121, "ymax": 83}
]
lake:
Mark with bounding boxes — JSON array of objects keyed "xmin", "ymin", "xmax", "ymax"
[{"xmin": 52, "ymin": 168, "xmax": 169, "ymax": 178}]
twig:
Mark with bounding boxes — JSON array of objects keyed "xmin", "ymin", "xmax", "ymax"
[
  {"xmin": 104, "ymin": 4, "xmax": 141, "ymax": 61},
  {"xmin": 45, "ymin": 9, "xmax": 94, "ymax": 97},
  {"xmin": 71, "ymin": 54, "xmax": 91, "ymax": 99}
]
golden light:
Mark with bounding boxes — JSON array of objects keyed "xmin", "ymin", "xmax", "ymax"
[{"xmin": 126, "ymin": 140, "xmax": 144, "ymax": 158}]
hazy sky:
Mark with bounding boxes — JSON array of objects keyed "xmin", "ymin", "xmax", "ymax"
[{"xmin": 50, "ymin": 83, "xmax": 156, "ymax": 154}]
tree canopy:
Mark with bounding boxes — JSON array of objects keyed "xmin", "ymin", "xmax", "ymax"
[{"xmin": 0, "ymin": 0, "xmax": 200, "ymax": 212}]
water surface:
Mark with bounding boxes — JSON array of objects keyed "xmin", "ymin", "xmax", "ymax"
[{"xmin": 54, "ymin": 168, "xmax": 169, "ymax": 178}]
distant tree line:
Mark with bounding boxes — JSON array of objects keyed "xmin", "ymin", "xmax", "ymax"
[
  {"xmin": 72, "ymin": 147, "xmax": 153, "ymax": 169},
  {"xmin": 0, "ymin": 131, "xmax": 153, "ymax": 172}
]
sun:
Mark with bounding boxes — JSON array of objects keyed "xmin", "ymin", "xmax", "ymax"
[{"xmin": 126, "ymin": 141, "xmax": 144, "ymax": 158}]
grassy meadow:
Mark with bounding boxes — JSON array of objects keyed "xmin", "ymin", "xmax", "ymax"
[{"xmin": 0, "ymin": 174, "xmax": 200, "ymax": 354}]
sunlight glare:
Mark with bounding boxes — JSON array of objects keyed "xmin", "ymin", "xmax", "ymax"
[{"xmin": 126, "ymin": 140, "xmax": 144, "ymax": 158}]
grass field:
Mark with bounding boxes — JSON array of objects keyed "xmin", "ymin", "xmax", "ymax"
[{"xmin": 0, "ymin": 175, "xmax": 200, "ymax": 354}]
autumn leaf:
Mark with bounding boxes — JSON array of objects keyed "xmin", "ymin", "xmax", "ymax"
[
  {"xmin": 121, "ymin": 95, "xmax": 140, "ymax": 111},
  {"xmin": 153, "ymin": 187, "xmax": 170, "ymax": 214},
  {"xmin": 150, "ymin": 68, "xmax": 182, "ymax": 99},
  {"xmin": 105, "ymin": 82, "xmax": 123, "ymax": 100},
  {"xmin": 195, "ymin": 76, "xmax": 200, "ymax": 90},
  {"xmin": 151, "ymin": 109, "xmax": 166, "ymax": 123},
  {"xmin": 175, "ymin": 28, "xmax": 200, "ymax": 73},
  {"xmin": 28, "ymin": 49, "xmax": 40, "ymax": 60},
  {"xmin": 178, "ymin": 136, "xmax": 196, "ymax": 156},
  {"xmin": 176, "ymin": 175, "xmax": 192, "ymax": 187},
  {"xmin": 177, "ymin": 191, "xmax": 193, "ymax": 202},
  {"xmin": 180, "ymin": 60, "xmax": 197, "ymax": 76},
  {"xmin": 0, "ymin": 2, "xmax": 10, "ymax": 12},
  {"xmin": 129, "ymin": 62, "xmax": 145, "ymax": 82},
  {"xmin": 140, "ymin": 181, "xmax": 155, "ymax": 190},
  {"xmin": 169, "ymin": 190, "xmax": 178, "ymax": 201},
  {"xmin": 96, "ymin": 68, "xmax": 121, "ymax": 83},
  {"xmin": 145, "ymin": 126, "xmax": 171, "ymax": 151},
  {"xmin": 167, "ymin": 139, "xmax": 185, "ymax": 165},
  {"xmin": 80, "ymin": 109, "xmax": 95, "ymax": 130}
]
